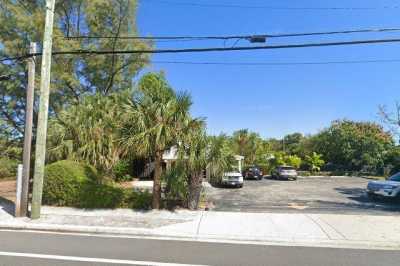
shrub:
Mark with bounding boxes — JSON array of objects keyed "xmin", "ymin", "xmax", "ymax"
[
  {"xmin": 124, "ymin": 190, "xmax": 152, "ymax": 209},
  {"xmin": 304, "ymin": 152, "xmax": 325, "ymax": 172},
  {"xmin": 285, "ymin": 155, "xmax": 302, "ymax": 169},
  {"xmin": 43, "ymin": 160, "xmax": 98, "ymax": 207},
  {"xmin": 162, "ymin": 166, "xmax": 188, "ymax": 206},
  {"xmin": 0, "ymin": 157, "xmax": 18, "ymax": 179},
  {"xmin": 113, "ymin": 160, "xmax": 132, "ymax": 181},
  {"xmin": 43, "ymin": 160, "xmax": 151, "ymax": 209}
]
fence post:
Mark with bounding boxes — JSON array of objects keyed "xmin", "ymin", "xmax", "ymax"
[{"xmin": 15, "ymin": 164, "xmax": 23, "ymax": 217}]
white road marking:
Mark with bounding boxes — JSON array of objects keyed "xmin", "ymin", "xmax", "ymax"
[{"xmin": 0, "ymin": 251, "xmax": 210, "ymax": 266}]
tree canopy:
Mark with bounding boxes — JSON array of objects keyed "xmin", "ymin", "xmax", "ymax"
[
  {"xmin": 311, "ymin": 120, "xmax": 394, "ymax": 172},
  {"xmin": 0, "ymin": 0, "xmax": 149, "ymax": 138}
]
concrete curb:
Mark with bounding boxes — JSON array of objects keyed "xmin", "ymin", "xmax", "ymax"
[{"xmin": 1, "ymin": 221, "xmax": 399, "ymax": 251}]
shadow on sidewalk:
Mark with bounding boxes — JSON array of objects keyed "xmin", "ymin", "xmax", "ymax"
[{"xmin": 0, "ymin": 196, "xmax": 15, "ymax": 216}]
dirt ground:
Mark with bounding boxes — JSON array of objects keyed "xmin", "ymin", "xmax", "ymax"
[{"xmin": 0, "ymin": 179, "xmax": 16, "ymax": 202}]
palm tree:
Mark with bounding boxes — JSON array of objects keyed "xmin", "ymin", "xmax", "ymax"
[
  {"xmin": 121, "ymin": 73, "xmax": 192, "ymax": 209},
  {"xmin": 207, "ymin": 134, "xmax": 235, "ymax": 181},
  {"xmin": 47, "ymin": 92, "xmax": 129, "ymax": 173},
  {"xmin": 176, "ymin": 131, "xmax": 235, "ymax": 210},
  {"xmin": 231, "ymin": 129, "xmax": 260, "ymax": 165},
  {"xmin": 176, "ymin": 119, "xmax": 207, "ymax": 210}
]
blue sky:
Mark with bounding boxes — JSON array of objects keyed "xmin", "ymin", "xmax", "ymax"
[{"xmin": 136, "ymin": 0, "xmax": 400, "ymax": 138}]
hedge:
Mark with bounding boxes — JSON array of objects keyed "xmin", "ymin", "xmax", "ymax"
[
  {"xmin": 43, "ymin": 160, "xmax": 151, "ymax": 209},
  {"xmin": 0, "ymin": 157, "xmax": 18, "ymax": 179}
]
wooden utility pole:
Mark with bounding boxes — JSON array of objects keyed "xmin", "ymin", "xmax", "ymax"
[
  {"xmin": 31, "ymin": 0, "xmax": 56, "ymax": 219},
  {"xmin": 18, "ymin": 43, "xmax": 36, "ymax": 217}
]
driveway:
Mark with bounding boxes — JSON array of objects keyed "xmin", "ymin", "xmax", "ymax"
[{"xmin": 205, "ymin": 176, "xmax": 400, "ymax": 215}]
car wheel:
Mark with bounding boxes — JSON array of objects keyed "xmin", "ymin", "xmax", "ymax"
[
  {"xmin": 367, "ymin": 192, "xmax": 377, "ymax": 201},
  {"xmin": 394, "ymin": 193, "xmax": 400, "ymax": 203}
]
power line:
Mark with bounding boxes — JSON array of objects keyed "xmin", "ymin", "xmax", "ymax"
[
  {"xmin": 65, "ymin": 27, "xmax": 400, "ymax": 41},
  {"xmin": 144, "ymin": 0, "xmax": 400, "ymax": 10},
  {"xmin": 2, "ymin": 37, "xmax": 400, "ymax": 62},
  {"xmin": 50, "ymin": 38, "xmax": 400, "ymax": 55},
  {"xmin": 151, "ymin": 59, "xmax": 400, "ymax": 66},
  {"xmin": 0, "ymin": 55, "xmax": 28, "ymax": 63}
]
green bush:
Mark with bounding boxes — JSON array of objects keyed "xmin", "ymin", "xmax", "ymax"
[
  {"xmin": 112, "ymin": 160, "xmax": 132, "ymax": 181},
  {"xmin": 162, "ymin": 166, "xmax": 188, "ymax": 205},
  {"xmin": 43, "ymin": 160, "xmax": 151, "ymax": 209},
  {"xmin": 124, "ymin": 190, "xmax": 152, "ymax": 209},
  {"xmin": 0, "ymin": 157, "xmax": 18, "ymax": 179}
]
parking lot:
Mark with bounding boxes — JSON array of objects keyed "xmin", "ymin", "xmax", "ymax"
[{"xmin": 206, "ymin": 176, "xmax": 400, "ymax": 215}]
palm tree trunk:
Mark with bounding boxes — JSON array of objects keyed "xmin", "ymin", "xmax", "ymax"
[
  {"xmin": 152, "ymin": 150, "xmax": 162, "ymax": 209},
  {"xmin": 188, "ymin": 171, "xmax": 203, "ymax": 210}
]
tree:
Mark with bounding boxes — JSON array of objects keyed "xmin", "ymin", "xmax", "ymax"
[
  {"xmin": 384, "ymin": 146, "xmax": 400, "ymax": 175},
  {"xmin": 283, "ymin": 133, "xmax": 305, "ymax": 155},
  {"xmin": 311, "ymin": 120, "xmax": 394, "ymax": 173},
  {"xmin": 207, "ymin": 134, "xmax": 236, "ymax": 180},
  {"xmin": 305, "ymin": 152, "xmax": 325, "ymax": 172},
  {"xmin": 379, "ymin": 102, "xmax": 400, "ymax": 141},
  {"xmin": 231, "ymin": 129, "xmax": 261, "ymax": 165},
  {"xmin": 47, "ymin": 91, "xmax": 130, "ymax": 173},
  {"xmin": 0, "ymin": 0, "xmax": 149, "ymax": 138},
  {"xmin": 177, "ymin": 121, "xmax": 207, "ymax": 210},
  {"xmin": 285, "ymin": 155, "xmax": 302, "ymax": 169},
  {"xmin": 121, "ymin": 73, "xmax": 192, "ymax": 209}
]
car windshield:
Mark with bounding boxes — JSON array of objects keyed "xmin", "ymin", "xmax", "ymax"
[{"xmin": 389, "ymin": 172, "xmax": 400, "ymax": 182}]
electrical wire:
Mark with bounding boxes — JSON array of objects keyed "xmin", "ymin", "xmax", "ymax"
[
  {"xmin": 150, "ymin": 59, "xmax": 400, "ymax": 66},
  {"xmin": 2, "ymin": 37, "xmax": 400, "ymax": 62},
  {"xmin": 49, "ymin": 38, "xmax": 400, "ymax": 55},
  {"xmin": 144, "ymin": 0, "xmax": 400, "ymax": 10},
  {"xmin": 0, "ymin": 55, "xmax": 28, "ymax": 63},
  {"xmin": 64, "ymin": 27, "xmax": 400, "ymax": 41}
]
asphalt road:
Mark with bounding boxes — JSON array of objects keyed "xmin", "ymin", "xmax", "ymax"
[
  {"xmin": 206, "ymin": 176, "xmax": 400, "ymax": 215},
  {"xmin": 0, "ymin": 230, "xmax": 399, "ymax": 266}
]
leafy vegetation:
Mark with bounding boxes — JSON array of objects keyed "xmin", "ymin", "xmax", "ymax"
[
  {"xmin": 0, "ymin": 0, "xmax": 149, "ymax": 138},
  {"xmin": 120, "ymin": 73, "xmax": 197, "ymax": 209},
  {"xmin": 43, "ymin": 160, "xmax": 151, "ymax": 209},
  {"xmin": 311, "ymin": 120, "xmax": 393, "ymax": 174},
  {"xmin": 304, "ymin": 152, "xmax": 325, "ymax": 172},
  {"xmin": 0, "ymin": 157, "xmax": 18, "ymax": 179},
  {"xmin": 47, "ymin": 92, "xmax": 130, "ymax": 173}
]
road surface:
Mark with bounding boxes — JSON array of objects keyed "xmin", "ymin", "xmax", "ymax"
[
  {"xmin": 206, "ymin": 176, "xmax": 400, "ymax": 215},
  {"xmin": 0, "ymin": 230, "xmax": 399, "ymax": 266}
]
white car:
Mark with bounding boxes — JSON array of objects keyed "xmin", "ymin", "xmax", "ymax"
[
  {"xmin": 366, "ymin": 172, "xmax": 400, "ymax": 200},
  {"xmin": 220, "ymin": 172, "xmax": 244, "ymax": 188}
]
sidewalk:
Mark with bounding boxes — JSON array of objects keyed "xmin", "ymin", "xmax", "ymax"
[{"xmin": 1, "ymin": 200, "xmax": 399, "ymax": 250}]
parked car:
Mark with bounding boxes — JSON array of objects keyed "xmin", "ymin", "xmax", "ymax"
[
  {"xmin": 220, "ymin": 172, "xmax": 244, "ymax": 188},
  {"xmin": 271, "ymin": 166, "xmax": 298, "ymax": 181},
  {"xmin": 243, "ymin": 166, "xmax": 263, "ymax": 180},
  {"xmin": 366, "ymin": 172, "xmax": 400, "ymax": 200}
]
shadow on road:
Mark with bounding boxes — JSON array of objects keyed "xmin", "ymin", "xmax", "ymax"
[
  {"xmin": 0, "ymin": 196, "xmax": 15, "ymax": 216},
  {"xmin": 334, "ymin": 187, "xmax": 400, "ymax": 212}
]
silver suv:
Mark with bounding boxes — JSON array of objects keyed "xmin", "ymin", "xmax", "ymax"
[
  {"xmin": 367, "ymin": 172, "xmax": 400, "ymax": 200},
  {"xmin": 271, "ymin": 166, "xmax": 298, "ymax": 181}
]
